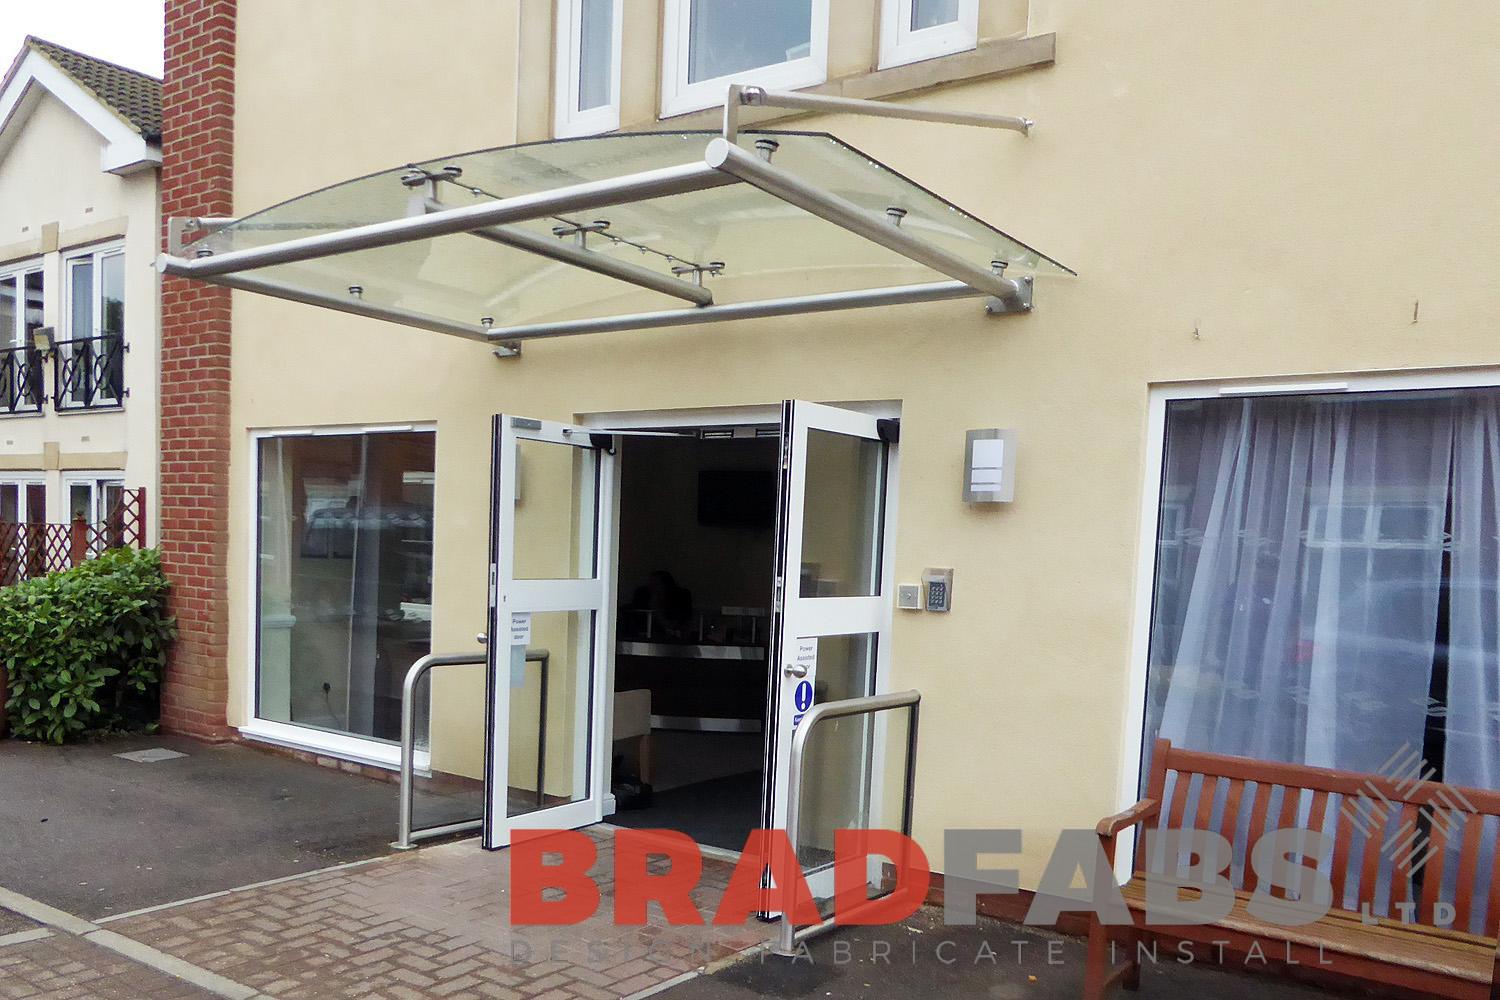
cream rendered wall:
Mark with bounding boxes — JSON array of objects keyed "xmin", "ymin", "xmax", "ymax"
[
  {"xmin": 229, "ymin": 0, "xmax": 1500, "ymax": 883},
  {"xmin": 0, "ymin": 90, "xmax": 159, "ymax": 539}
]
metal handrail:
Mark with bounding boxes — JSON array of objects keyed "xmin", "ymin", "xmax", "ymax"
[
  {"xmin": 395, "ymin": 651, "xmax": 485, "ymax": 850},
  {"xmin": 777, "ymin": 689, "xmax": 921, "ymax": 956},
  {"xmin": 392, "ymin": 645, "xmax": 553, "ymax": 850}
]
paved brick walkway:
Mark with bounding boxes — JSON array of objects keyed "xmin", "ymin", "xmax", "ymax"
[
  {"xmin": 99, "ymin": 829, "xmax": 769, "ymax": 1000},
  {"xmin": 0, "ymin": 931, "xmax": 225, "ymax": 1000}
]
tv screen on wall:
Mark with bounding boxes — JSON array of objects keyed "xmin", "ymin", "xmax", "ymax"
[{"xmin": 697, "ymin": 470, "xmax": 777, "ymax": 528}]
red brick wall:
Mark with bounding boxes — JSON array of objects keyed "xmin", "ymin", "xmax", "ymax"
[{"xmin": 159, "ymin": 0, "xmax": 236, "ymax": 740}]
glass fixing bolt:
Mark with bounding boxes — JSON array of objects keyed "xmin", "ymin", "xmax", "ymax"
[
  {"xmin": 886, "ymin": 207, "xmax": 908, "ymax": 227},
  {"xmin": 670, "ymin": 261, "xmax": 726, "ymax": 287},
  {"xmin": 754, "ymin": 138, "xmax": 780, "ymax": 162}
]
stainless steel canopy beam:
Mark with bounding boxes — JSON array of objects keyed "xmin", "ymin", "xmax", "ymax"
[
  {"xmin": 728, "ymin": 84, "xmax": 1032, "ymax": 139},
  {"xmin": 164, "ymin": 160, "xmax": 738, "ymax": 278},
  {"xmin": 483, "ymin": 280, "xmax": 990, "ymax": 342},
  {"xmin": 702, "ymin": 138, "xmax": 1025, "ymax": 304},
  {"xmin": 154, "ymin": 263, "xmax": 496, "ymax": 343},
  {"xmin": 423, "ymin": 198, "xmax": 714, "ymax": 307}
]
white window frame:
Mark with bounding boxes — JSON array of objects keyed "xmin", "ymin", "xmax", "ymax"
[
  {"xmin": 879, "ymin": 0, "xmax": 979, "ymax": 70},
  {"xmin": 0, "ymin": 258, "xmax": 43, "ymax": 350},
  {"xmin": 61, "ymin": 471, "xmax": 126, "ymax": 557},
  {"xmin": 0, "ymin": 473, "xmax": 45, "ymax": 522},
  {"xmin": 554, "ymin": 0, "xmax": 624, "ymax": 138},
  {"xmin": 242, "ymin": 423, "xmax": 438, "ymax": 769},
  {"xmin": 660, "ymin": 0, "xmax": 830, "ymax": 118},
  {"xmin": 62, "ymin": 241, "xmax": 126, "ymax": 407},
  {"xmin": 1115, "ymin": 367, "xmax": 1500, "ymax": 881}
]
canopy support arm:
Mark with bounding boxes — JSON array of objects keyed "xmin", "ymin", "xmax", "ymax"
[
  {"xmin": 161, "ymin": 159, "xmax": 738, "ymax": 279},
  {"xmin": 723, "ymin": 84, "xmax": 1033, "ymax": 143},
  {"xmin": 703, "ymin": 137, "xmax": 1026, "ymax": 305},
  {"xmin": 423, "ymin": 198, "xmax": 713, "ymax": 307},
  {"xmin": 482, "ymin": 279, "xmax": 1010, "ymax": 344},
  {"xmin": 155, "ymin": 265, "xmax": 500, "ymax": 346}
]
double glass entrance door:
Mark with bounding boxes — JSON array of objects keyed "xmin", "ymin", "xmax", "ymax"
[{"xmin": 483, "ymin": 403, "xmax": 895, "ymax": 870}]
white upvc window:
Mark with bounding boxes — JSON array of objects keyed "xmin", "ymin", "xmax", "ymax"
[
  {"xmin": 879, "ymin": 0, "xmax": 978, "ymax": 69},
  {"xmin": 661, "ymin": 0, "xmax": 830, "ymax": 118},
  {"xmin": 61, "ymin": 241, "xmax": 126, "ymax": 408},
  {"xmin": 554, "ymin": 0, "xmax": 623, "ymax": 138},
  {"xmin": 0, "ymin": 259, "xmax": 43, "ymax": 350},
  {"xmin": 62, "ymin": 471, "xmax": 125, "ymax": 526},
  {"xmin": 0, "ymin": 259, "xmax": 45, "ymax": 414}
]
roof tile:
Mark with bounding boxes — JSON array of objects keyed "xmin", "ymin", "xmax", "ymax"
[{"xmin": 26, "ymin": 36, "xmax": 162, "ymax": 142}]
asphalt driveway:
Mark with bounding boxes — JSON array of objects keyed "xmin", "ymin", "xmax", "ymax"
[{"xmin": 0, "ymin": 733, "xmax": 426, "ymax": 919}]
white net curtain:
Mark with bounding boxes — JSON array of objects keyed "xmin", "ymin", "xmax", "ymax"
[{"xmin": 1145, "ymin": 387, "xmax": 1500, "ymax": 790}]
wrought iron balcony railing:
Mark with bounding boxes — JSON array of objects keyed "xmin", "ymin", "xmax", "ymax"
[
  {"xmin": 0, "ymin": 345, "xmax": 44, "ymax": 415},
  {"xmin": 53, "ymin": 334, "xmax": 125, "ymax": 411}
]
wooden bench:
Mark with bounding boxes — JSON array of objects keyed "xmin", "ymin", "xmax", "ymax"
[{"xmin": 1085, "ymin": 738, "xmax": 1500, "ymax": 999}]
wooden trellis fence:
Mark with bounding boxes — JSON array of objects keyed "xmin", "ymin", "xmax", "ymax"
[{"xmin": 0, "ymin": 488, "xmax": 147, "ymax": 587}]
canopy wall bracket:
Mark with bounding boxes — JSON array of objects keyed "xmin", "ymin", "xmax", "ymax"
[{"xmin": 723, "ymin": 84, "xmax": 1033, "ymax": 143}]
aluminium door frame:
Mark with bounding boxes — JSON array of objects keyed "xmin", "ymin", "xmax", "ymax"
[{"xmin": 484, "ymin": 414, "xmax": 619, "ymax": 848}]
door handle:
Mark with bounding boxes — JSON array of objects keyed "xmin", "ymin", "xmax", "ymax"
[{"xmin": 784, "ymin": 661, "xmax": 808, "ymax": 678}]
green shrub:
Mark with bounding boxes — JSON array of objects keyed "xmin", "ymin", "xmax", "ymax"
[{"xmin": 1, "ymin": 547, "xmax": 176, "ymax": 743}]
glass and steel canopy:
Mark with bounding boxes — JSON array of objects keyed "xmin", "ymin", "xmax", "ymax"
[{"xmin": 160, "ymin": 129, "xmax": 1072, "ymax": 351}]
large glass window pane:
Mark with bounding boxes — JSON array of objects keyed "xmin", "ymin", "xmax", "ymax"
[
  {"xmin": 799, "ymin": 430, "xmax": 884, "ymax": 597},
  {"xmin": 910, "ymin": 0, "xmax": 960, "ymax": 30},
  {"xmin": 69, "ymin": 260, "xmax": 93, "ymax": 338},
  {"xmin": 68, "ymin": 483, "xmax": 92, "ymax": 522},
  {"xmin": 21, "ymin": 271, "xmax": 42, "ymax": 405},
  {"xmin": 67, "ymin": 260, "xmax": 93, "ymax": 404},
  {"xmin": 0, "ymin": 483, "xmax": 17, "ymax": 522},
  {"xmin": 512, "ymin": 438, "xmax": 597, "ymax": 580},
  {"xmin": 0, "ymin": 276, "xmax": 16, "ymax": 349},
  {"xmin": 99, "ymin": 254, "xmax": 125, "ymax": 400},
  {"xmin": 256, "ymin": 431, "xmax": 436, "ymax": 743},
  {"xmin": 688, "ymin": 0, "xmax": 812, "ymax": 83},
  {"xmin": 25, "ymin": 484, "xmax": 44, "ymax": 525},
  {"xmin": 577, "ymin": 0, "xmax": 613, "ymax": 111},
  {"xmin": 22, "ymin": 271, "xmax": 42, "ymax": 339},
  {"xmin": 1142, "ymin": 389, "xmax": 1500, "ymax": 795},
  {"xmin": 505, "ymin": 610, "xmax": 595, "ymax": 817},
  {"xmin": 100, "ymin": 253, "xmax": 124, "ymax": 335}
]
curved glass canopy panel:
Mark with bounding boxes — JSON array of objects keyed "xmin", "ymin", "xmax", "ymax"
[{"xmin": 177, "ymin": 130, "xmax": 1072, "ymax": 341}]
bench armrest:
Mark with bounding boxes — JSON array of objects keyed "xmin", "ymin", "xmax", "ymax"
[{"xmin": 1096, "ymin": 798, "xmax": 1159, "ymax": 839}]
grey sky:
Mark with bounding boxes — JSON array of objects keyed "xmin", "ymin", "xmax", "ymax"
[{"xmin": 0, "ymin": 0, "xmax": 165, "ymax": 77}]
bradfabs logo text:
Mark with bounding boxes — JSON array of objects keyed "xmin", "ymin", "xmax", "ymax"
[{"xmin": 508, "ymin": 821, "xmax": 1443, "ymax": 931}]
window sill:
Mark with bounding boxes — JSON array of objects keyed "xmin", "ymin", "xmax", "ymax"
[
  {"xmin": 642, "ymin": 32, "xmax": 1055, "ymax": 132},
  {"xmin": 0, "ymin": 408, "xmax": 44, "ymax": 419},
  {"xmin": 238, "ymin": 720, "xmax": 402, "ymax": 771},
  {"xmin": 54, "ymin": 402, "xmax": 126, "ymax": 415}
]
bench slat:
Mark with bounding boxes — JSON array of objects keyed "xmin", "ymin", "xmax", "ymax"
[
  {"xmin": 1455, "ymin": 813, "xmax": 1484, "ymax": 933},
  {"xmin": 1244, "ymin": 781, "xmax": 1271, "ymax": 896},
  {"xmin": 1194, "ymin": 774, "xmax": 1218, "ymax": 833},
  {"xmin": 1487, "ymin": 821, "xmax": 1500, "ymax": 938},
  {"xmin": 1168, "ymin": 769, "xmax": 1194, "ymax": 831},
  {"xmin": 1360, "ymin": 809, "xmax": 1384, "ymax": 917},
  {"xmin": 1332, "ymin": 797, "xmax": 1356, "ymax": 909},
  {"xmin": 1392, "ymin": 802, "xmax": 1420, "ymax": 911},
  {"xmin": 1421, "ymin": 807, "xmax": 1455, "ymax": 926}
]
